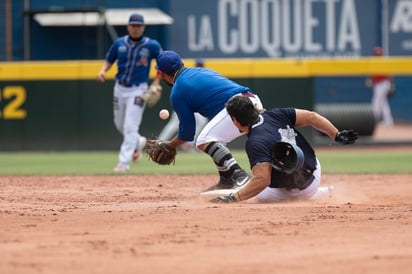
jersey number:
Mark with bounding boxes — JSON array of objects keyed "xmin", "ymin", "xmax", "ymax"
[{"xmin": 0, "ymin": 86, "xmax": 27, "ymax": 119}]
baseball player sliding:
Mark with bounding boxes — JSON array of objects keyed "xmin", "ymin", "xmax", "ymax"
[
  {"xmin": 96, "ymin": 13, "xmax": 163, "ymax": 172},
  {"xmin": 210, "ymin": 96, "xmax": 358, "ymax": 203}
]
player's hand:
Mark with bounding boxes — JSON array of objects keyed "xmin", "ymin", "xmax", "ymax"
[
  {"xmin": 142, "ymin": 84, "xmax": 162, "ymax": 107},
  {"xmin": 96, "ymin": 72, "xmax": 105, "ymax": 83},
  {"xmin": 209, "ymin": 193, "xmax": 238, "ymax": 203},
  {"xmin": 335, "ymin": 129, "xmax": 358, "ymax": 145}
]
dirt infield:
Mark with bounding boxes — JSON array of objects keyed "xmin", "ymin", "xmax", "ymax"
[{"xmin": 1, "ymin": 172, "xmax": 411, "ymax": 274}]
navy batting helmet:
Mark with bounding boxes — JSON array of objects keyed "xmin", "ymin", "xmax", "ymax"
[{"xmin": 271, "ymin": 142, "xmax": 304, "ymax": 174}]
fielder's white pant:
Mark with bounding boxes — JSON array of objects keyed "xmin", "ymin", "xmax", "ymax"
[
  {"xmin": 113, "ymin": 81, "xmax": 147, "ymax": 169},
  {"xmin": 196, "ymin": 94, "xmax": 264, "ymax": 146},
  {"xmin": 252, "ymin": 158, "xmax": 322, "ymax": 203},
  {"xmin": 372, "ymin": 79, "xmax": 394, "ymax": 126}
]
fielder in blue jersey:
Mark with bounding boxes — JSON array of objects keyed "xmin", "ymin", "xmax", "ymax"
[
  {"xmin": 97, "ymin": 13, "xmax": 163, "ymax": 172},
  {"xmin": 158, "ymin": 58, "xmax": 209, "ymax": 152},
  {"xmin": 155, "ymin": 50, "xmax": 264, "ymax": 191},
  {"xmin": 210, "ymin": 96, "xmax": 358, "ymax": 203}
]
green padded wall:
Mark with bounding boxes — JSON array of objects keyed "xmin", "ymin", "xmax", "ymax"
[{"xmin": 0, "ymin": 78, "xmax": 313, "ymax": 150}]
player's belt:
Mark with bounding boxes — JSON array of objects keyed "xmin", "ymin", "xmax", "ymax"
[
  {"xmin": 118, "ymin": 81, "xmax": 138, "ymax": 87},
  {"xmin": 297, "ymin": 165, "xmax": 317, "ymax": 190},
  {"xmin": 274, "ymin": 166, "xmax": 316, "ymax": 190},
  {"xmin": 298, "ymin": 174, "xmax": 315, "ymax": 190}
]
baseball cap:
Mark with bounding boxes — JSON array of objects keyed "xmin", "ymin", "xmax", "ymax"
[
  {"xmin": 195, "ymin": 58, "xmax": 204, "ymax": 67},
  {"xmin": 155, "ymin": 50, "xmax": 183, "ymax": 73},
  {"xmin": 128, "ymin": 13, "xmax": 144, "ymax": 25}
]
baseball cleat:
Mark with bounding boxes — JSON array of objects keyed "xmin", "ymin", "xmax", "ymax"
[
  {"xmin": 203, "ymin": 169, "xmax": 251, "ymax": 192},
  {"xmin": 231, "ymin": 169, "xmax": 251, "ymax": 188},
  {"xmin": 113, "ymin": 165, "xmax": 129, "ymax": 172},
  {"xmin": 132, "ymin": 149, "xmax": 140, "ymax": 163},
  {"xmin": 132, "ymin": 136, "xmax": 147, "ymax": 163},
  {"xmin": 204, "ymin": 178, "xmax": 233, "ymax": 191}
]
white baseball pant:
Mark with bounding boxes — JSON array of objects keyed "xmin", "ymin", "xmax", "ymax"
[
  {"xmin": 113, "ymin": 81, "xmax": 147, "ymax": 169},
  {"xmin": 252, "ymin": 158, "xmax": 322, "ymax": 202},
  {"xmin": 372, "ymin": 79, "xmax": 394, "ymax": 126},
  {"xmin": 196, "ymin": 93, "xmax": 264, "ymax": 146}
]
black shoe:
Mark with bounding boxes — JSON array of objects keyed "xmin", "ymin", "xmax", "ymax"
[
  {"xmin": 204, "ymin": 177, "xmax": 233, "ymax": 191},
  {"xmin": 204, "ymin": 169, "xmax": 251, "ymax": 191},
  {"xmin": 231, "ymin": 169, "xmax": 251, "ymax": 188}
]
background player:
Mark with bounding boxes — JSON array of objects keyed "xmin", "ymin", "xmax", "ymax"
[
  {"xmin": 211, "ymin": 96, "xmax": 358, "ymax": 203},
  {"xmin": 365, "ymin": 46, "xmax": 394, "ymax": 127},
  {"xmin": 96, "ymin": 13, "xmax": 163, "ymax": 172},
  {"xmin": 155, "ymin": 50, "xmax": 264, "ymax": 191},
  {"xmin": 158, "ymin": 58, "xmax": 209, "ymax": 152}
]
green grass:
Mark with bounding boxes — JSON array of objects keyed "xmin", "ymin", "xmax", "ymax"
[
  {"xmin": 0, "ymin": 149, "xmax": 410, "ymax": 176},
  {"xmin": 316, "ymin": 150, "xmax": 412, "ymax": 174}
]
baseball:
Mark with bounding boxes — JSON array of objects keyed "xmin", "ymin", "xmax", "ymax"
[{"xmin": 159, "ymin": 109, "xmax": 170, "ymax": 120}]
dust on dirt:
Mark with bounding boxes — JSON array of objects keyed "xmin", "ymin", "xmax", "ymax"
[{"xmin": 1, "ymin": 172, "xmax": 411, "ymax": 274}]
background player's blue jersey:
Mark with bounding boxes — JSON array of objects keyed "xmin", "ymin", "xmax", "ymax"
[
  {"xmin": 246, "ymin": 108, "xmax": 317, "ymax": 188},
  {"xmin": 105, "ymin": 36, "xmax": 162, "ymax": 86},
  {"xmin": 171, "ymin": 67, "xmax": 252, "ymax": 141}
]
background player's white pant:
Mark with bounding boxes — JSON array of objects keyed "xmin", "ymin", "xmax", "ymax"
[
  {"xmin": 372, "ymin": 79, "xmax": 394, "ymax": 126},
  {"xmin": 196, "ymin": 94, "xmax": 263, "ymax": 146},
  {"xmin": 159, "ymin": 111, "xmax": 209, "ymax": 143},
  {"xmin": 252, "ymin": 158, "xmax": 322, "ymax": 202},
  {"xmin": 158, "ymin": 111, "xmax": 179, "ymax": 140},
  {"xmin": 113, "ymin": 81, "xmax": 147, "ymax": 168}
]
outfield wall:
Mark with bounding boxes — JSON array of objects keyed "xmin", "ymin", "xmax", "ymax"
[{"xmin": 1, "ymin": 58, "xmax": 411, "ymax": 150}]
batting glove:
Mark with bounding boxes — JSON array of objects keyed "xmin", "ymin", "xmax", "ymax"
[
  {"xmin": 335, "ymin": 129, "xmax": 358, "ymax": 145},
  {"xmin": 210, "ymin": 193, "xmax": 238, "ymax": 203}
]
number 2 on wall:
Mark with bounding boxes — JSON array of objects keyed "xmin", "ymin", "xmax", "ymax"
[{"xmin": 0, "ymin": 86, "xmax": 27, "ymax": 119}]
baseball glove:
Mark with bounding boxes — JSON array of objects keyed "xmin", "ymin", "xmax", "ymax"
[
  {"xmin": 142, "ymin": 84, "xmax": 162, "ymax": 107},
  {"xmin": 145, "ymin": 139, "xmax": 177, "ymax": 165}
]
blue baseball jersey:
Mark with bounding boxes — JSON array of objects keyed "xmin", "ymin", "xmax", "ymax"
[
  {"xmin": 171, "ymin": 67, "xmax": 252, "ymax": 141},
  {"xmin": 246, "ymin": 108, "xmax": 317, "ymax": 188},
  {"xmin": 105, "ymin": 35, "xmax": 162, "ymax": 86}
]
